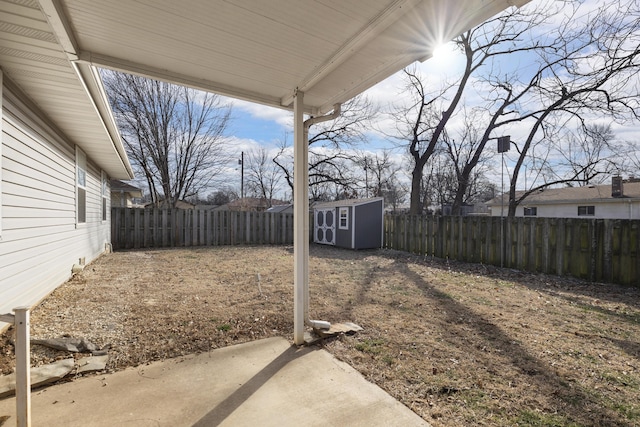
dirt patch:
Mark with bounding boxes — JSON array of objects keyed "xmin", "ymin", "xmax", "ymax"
[{"xmin": 1, "ymin": 245, "xmax": 639, "ymax": 426}]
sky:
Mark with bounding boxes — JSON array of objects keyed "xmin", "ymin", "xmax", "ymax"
[
  {"xmin": 214, "ymin": 40, "xmax": 469, "ymax": 198},
  {"xmin": 178, "ymin": 0, "xmax": 640, "ymax": 201}
]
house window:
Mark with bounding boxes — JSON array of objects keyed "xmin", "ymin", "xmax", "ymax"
[
  {"xmin": 101, "ymin": 172, "xmax": 108, "ymax": 221},
  {"xmin": 524, "ymin": 207, "xmax": 537, "ymax": 216},
  {"xmin": 76, "ymin": 147, "xmax": 86, "ymax": 224},
  {"xmin": 339, "ymin": 207, "xmax": 349, "ymax": 230},
  {"xmin": 578, "ymin": 205, "xmax": 595, "ymax": 216}
]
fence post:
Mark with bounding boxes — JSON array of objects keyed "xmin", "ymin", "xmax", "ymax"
[
  {"xmin": 15, "ymin": 308, "xmax": 30, "ymax": 427},
  {"xmin": 1, "ymin": 308, "xmax": 31, "ymax": 427}
]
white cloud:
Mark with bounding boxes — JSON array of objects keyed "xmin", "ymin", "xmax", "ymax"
[{"xmin": 230, "ymin": 98, "xmax": 293, "ymax": 129}]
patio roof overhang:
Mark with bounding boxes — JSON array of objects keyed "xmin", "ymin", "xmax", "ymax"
[
  {"xmin": 38, "ymin": 0, "xmax": 529, "ymax": 116},
  {"xmin": 2, "ymin": 0, "xmax": 529, "ymax": 344}
]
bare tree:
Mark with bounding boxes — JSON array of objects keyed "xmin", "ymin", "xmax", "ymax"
[
  {"xmin": 389, "ymin": 2, "xmax": 551, "ymax": 215},
  {"xmin": 420, "ymin": 152, "xmax": 458, "ymax": 214},
  {"xmin": 441, "ymin": 108, "xmax": 496, "ymax": 213},
  {"xmin": 620, "ymin": 141, "xmax": 640, "ymax": 175},
  {"xmin": 391, "ymin": 0, "xmax": 640, "ymax": 216},
  {"xmin": 103, "ymin": 71, "xmax": 232, "ymax": 207},
  {"xmin": 502, "ymin": 0, "xmax": 640, "ymax": 215},
  {"xmin": 382, "ymin": 176, "xmax": 409, "ymax": 213},
  {"xmin": 554, "ymin": 124, "xmax": 619, "ymax": 185},
  {"xmin": 244, "ymin": 146, "xmax": 284, "ymax": 206},
  {"xmin": 274, "ymin": 95, "xmax": 377, "ymax": 198},
  {"xmin": 355, "ymin": 150, "xmax": 400, "ymax": 198},
  {"xmin": 207, "ymin": 186, "xmax": 238, "ymax": 205}
]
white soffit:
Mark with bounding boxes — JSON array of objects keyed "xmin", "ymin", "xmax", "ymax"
[
  {"xmin": 44, "ymin": 0, "xmax": 528, "ymax": 115},
  {"xmin": 0, "ymin": 0, "xmax": 133, "ymax": 179}
]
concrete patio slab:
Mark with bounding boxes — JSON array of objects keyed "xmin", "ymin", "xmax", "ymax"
[{"xmin": 0, "ymin": 337, "xmax": 430, "ymax": 426}]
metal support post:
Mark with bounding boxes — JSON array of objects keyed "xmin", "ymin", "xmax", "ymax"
[{"xmin": 293, "ymin": 90, "xmax": 307, "ymax": 345}]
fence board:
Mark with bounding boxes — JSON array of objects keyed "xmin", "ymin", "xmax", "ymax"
[
  {"xmin": 111, "ymin": 208, "xmax": 639, "ymax": 287},
  {"xmin": 112, "ymin": 208, "xmax": 295, "ymax": 250},
  {"xmin": 379, "ymin": 213, "xmax": 639, "ymax": 287}
]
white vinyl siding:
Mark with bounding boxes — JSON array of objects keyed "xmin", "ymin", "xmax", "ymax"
[{"xmin": 1, "ymin": 85, "xmax": 110, "ymax": 324}]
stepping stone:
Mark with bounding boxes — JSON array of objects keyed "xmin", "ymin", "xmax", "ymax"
[
  {"xmin": 76, "ymin": 355, "xmax": 109, "ymax": 374},
  {"xmin": 0, "ymin": 358, "xmax": 74, "ymax": 398}
]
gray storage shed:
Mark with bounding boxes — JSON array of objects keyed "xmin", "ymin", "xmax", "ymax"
[{"xmin": 314, "ymin": 198, "xmax": 384, "ymax": 249}]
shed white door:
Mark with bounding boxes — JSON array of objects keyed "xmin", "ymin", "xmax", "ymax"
[{"xmin": 314, "ymin": 208, "xmax": 336, "ymax": 245}]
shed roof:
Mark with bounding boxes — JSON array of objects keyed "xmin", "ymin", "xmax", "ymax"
[{"xmin": 314, "ymin": 197, "xmax": 384, "ymax": 209}]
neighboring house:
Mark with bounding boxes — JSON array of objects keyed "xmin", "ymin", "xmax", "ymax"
[
  {"xmin": 110, "ymin": 180, "xmax": 143, "ymax": 208},
  {"xmin": 216, "ymin": 197, "xmax": 289, "ymax": 212},
  {"xmin": 487, "ymin": 177, "xmax": 640, "ymax": 219},
  {"xmin": 1, "ymin": 3, "xmax": 134, "ymax": 328},
  {"xmin": 266, "ymin": 204, "xmax": 293, "ymax": 214},
  {"xmin": 145, "ymin": 200, "xmax": 195, "ymax": 209},
  {"xmin": 442, "ymin": 203, "xmax": 490, "ymax": 216}
]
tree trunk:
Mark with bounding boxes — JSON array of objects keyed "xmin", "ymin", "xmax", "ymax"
[{"xmin": 409, "ymin": 165, "xmax": 423, "ymax": 215}]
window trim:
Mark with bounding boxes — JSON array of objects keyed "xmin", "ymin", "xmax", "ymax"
[
  {"xmin": 101, "ymin": 171, "xmax": 108, "ymax": 222},
  {"xmin": 76, "ymin": 146, "xmax": 87, "ymax": 225},
  {"xmin": 338, "ymin": 207, "xmax": 349, "ymax": 230},
  {"xmin": 577, "ymin": 205, "xmax": 595, "ymax": 216}
]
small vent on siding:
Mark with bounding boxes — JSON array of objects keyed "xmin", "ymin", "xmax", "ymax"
[
  {"xmin": 0, "ymin": 47, "xmax": 68, "ymax": 66},
  {"xmin": 0, "ymin": 22, "xmax": 57, "ymax": 43},
  {"xmin": 6, "ymin": 0, "xmax": 40, "ymax": 8}
]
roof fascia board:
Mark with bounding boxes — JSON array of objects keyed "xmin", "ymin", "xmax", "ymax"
[
  {"xmin": 73, "ymin": 62, "xmax": 134, "ymax": 178},
  {"xmin": 489, "ymin": 196, "xmax": 640, "ymax": 207},
  {"xmin": 38, "ymin": 0, "xmax": 134, "ymax": 178},
  {"xmin": 75, "ymin": 53, "xmax": 317, "ymax": 113},
  {"xmin": 281, "ymin": 0, "xmax": 422, "ymax": 108},
  {"xmin": 38, "ymin": 0, "xmax": 315, "ymax": 113},
  {"xmin": 38, "ymin": 0, "xmax": 79, "ymax": 60},
  {"xmin": 316, "ymin": 51, "xmax": 423, "ymax": 114},
  {"xmin": 521, "ymin": 198, "xmax": 640, "ymax": 206}
]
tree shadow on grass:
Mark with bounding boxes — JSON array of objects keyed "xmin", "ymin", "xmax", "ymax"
[{"xmin": 394, "ymin": 262, "xmax": 632, "ymax": 426}]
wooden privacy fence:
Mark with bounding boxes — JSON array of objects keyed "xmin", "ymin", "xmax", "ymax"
[
  {"xmin": 111, "ymin": 208, "xmax": 639, "ymax": 286},
  {"xmin": 111, "ymin": 207, "xmax": 294, "ymax": 250},
  {"xmin": 384, "ymin": 215, "xmax": 640, "ymax": 287}
]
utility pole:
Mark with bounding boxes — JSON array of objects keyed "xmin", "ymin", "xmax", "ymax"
[
  {"xmin": 364, "ymin": 162, "xmax": 369, "ymax": 198},
  {"xmin": 239, "ymin": 151, "xmax": 244, "ymax": 199},
  {"xmin": 497, "ymin": 136, "xmax": 510, "ymax": 268}
]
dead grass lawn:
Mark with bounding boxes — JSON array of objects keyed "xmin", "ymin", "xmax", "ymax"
[{"xmin": 1, "ymin": 245, "xmax": 640, "ymax": 426}]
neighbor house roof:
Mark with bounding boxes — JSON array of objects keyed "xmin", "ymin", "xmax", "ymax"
[
  {"xmin": 487, "ymin": 181, "xmax": 640, "ymax": 206},
  {"xmin": 110, "ymin": 180, "xmax": 143, "ymax": 198},
  {"xmin": 226, "ymin": 197, "xmax": 289, "ymax": 210},
  {"xmin": 266, "ymin": 204, "xmax": 293, "ymax": 214}
]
